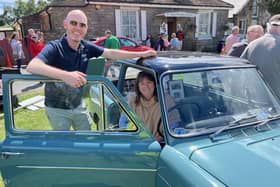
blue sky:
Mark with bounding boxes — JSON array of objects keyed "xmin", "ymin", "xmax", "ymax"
[
  {"xmin": 222, "ymin": 0, "xmax": 248, "ymax": 18},
  {"xmin": 0, "ymin": 0, "xmax": 15, "ymax": 14},
  {"xmin": 0, "ymin": 0, "xmax": 41, "ymax": 14}
]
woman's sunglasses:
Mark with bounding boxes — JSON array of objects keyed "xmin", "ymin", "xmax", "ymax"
[{"xmin": 69, "ymin": 20, "xmax": 87, "ymax": 28}]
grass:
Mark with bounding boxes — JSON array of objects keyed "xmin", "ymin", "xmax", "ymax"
[{"xmin": 0, "ymin": 84, "xmax": 138, "ymax": 187}]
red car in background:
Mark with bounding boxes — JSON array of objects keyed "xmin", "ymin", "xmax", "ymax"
[{"xmin": 94, "ymin": 36, "xmax": 154, "ymax": 52}]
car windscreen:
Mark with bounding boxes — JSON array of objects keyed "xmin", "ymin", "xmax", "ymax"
[{"xmin": 161, "ymin": 68, "xmax": 280, "ymax": 137}]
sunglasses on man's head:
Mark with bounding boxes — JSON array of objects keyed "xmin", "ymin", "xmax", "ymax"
[{"xmin": 69, "ymin": 20, "xmax": 87, "ymax": 28}]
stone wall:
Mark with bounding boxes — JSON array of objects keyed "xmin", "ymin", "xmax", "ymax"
[{"xmin": 21, "ymin": 14, "xmax": 41, "ymax": 35}]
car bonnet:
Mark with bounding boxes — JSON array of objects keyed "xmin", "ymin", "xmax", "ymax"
[{"xmin": 189, "ymin": 131, "xmax": 280, "ymax": 187}]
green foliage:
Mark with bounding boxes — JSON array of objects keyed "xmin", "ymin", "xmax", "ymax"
[
  {"xmin": 267, "ymin": 0, "xmax": 280, "ymax": 15},
  {"xmin": 0, "ymin": 6, "xmax": 14, "ymax": 26},
  {"xmin": 13, "ymin": 0, "xmax": 51, "ymax": 17},
  {"xmin": 0, "ymin": 0, "xmax": 52, "ymax": 26}
]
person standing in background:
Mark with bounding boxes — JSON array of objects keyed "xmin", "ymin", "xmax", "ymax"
[
  {"xmin": 227, "ymin": 25, "xmax": 264, "ymax": 57},
  {"xmin": 30, "ymin": 32, "xmax": 45, "ymax": 58},
  {"xmin": 159, "ymin": 34, "xmax": 169, "ymax": 51},
  {"xmin": 0, "ymin": 35, "xmax": 13, "ymax": 67},
  {"xmin": 153, "ymin": 34, "xmax": 161, "ymax": 51},
  {"xmin": 104, "ymin": 29, "xmax": 120, "ymax": 49},
  {"xmin": 10, "ymin": 32, "xmax": 25, "ymax": 69},
  {"xmin": 241, "ymin": 14, "xmax": 280, "ymax": 99},
  {"xmin": 170, "ymin": 33, "xmax": 179, "ymax": 50},
  {"xmin": 145, "ymin": 34, "xmax": 154, "ymax": 48},
  {"xmin": 224, "ymin": 26, "xmax": 240, "ymax": 54},
  {"xmin": 104, "ymin": 29, "xmax": 120, "ymax": 76},
  {"xmin": 176, "ymin": 29, "xmax": 184, "ymax": 50},
  {"xmin": 25, "ymin": 28, "xmax": 35, "ymax": 60}
]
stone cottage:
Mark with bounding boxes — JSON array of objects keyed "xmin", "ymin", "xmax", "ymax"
[
  {"xmin": 232, "ymin": 0, "xmax": 270, "ymax": 36},
  {"xmin": 19, "ymin": 0, "xmax": 233, "ymax": 51}
]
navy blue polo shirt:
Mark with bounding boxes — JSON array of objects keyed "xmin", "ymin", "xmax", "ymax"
[{"xmin": 37, "ymin": 34, "xmax": 104, "ymax": 109}]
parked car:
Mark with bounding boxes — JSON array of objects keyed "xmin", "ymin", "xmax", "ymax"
[
  {"xmin": 1, "ymin": 51, "xmax": 280, "ymax": 187},
  {"xmin": 94, "ymin": 36, "xmax": 153, "ymax": 51}
]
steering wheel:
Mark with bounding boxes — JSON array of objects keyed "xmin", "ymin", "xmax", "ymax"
[{"xmin": 168, "ymin": 99, "xmax": 201, "ymax": 124}]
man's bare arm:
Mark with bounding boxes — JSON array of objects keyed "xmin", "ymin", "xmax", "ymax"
[
  {"xmin": 101, "ymin": 49, "xmax": 156, "ymax": 60},
  {"xmin": 27, "ymin": 58, "xmax": 86, "ymax": 88}
]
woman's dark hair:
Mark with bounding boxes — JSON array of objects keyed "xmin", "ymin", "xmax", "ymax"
[
  {"xmin": 135, "ymin": 71, "xmax": 157, "ymax": 105},
  {"xmin": 11, "ymin": 32, "xmax": 17, "ymax": 40}
]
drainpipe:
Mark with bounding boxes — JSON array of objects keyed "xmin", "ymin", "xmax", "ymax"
[{"xmin": 46, "ymin": 7, "xmax": 52, "ymax": 30}]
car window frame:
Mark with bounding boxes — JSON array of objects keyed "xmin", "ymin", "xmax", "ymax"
[{"xmin": 3, "ymin": 74, "xmax": 152, "ymax": 138}]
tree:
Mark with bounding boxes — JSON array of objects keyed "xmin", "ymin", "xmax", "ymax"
[
  {"xmin": 0, "ymin": 6, "xmax": 13, "ymax": 26},
  {"xmin": 0, "ymin": 0, "xmax": 52, "ymax": 26},
  {"xmin": 266, "ymin": 0, "xmax": 280, "ymax": 15}
]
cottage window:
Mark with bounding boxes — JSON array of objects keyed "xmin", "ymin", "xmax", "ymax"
[
  {"xmin": 117, "ymin": 9, "xmax": 139, "ymax": 40},
  {"xmin": 197, "ymin": 12, "xmax": 211, "ymax": 39}
]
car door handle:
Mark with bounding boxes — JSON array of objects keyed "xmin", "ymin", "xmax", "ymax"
[{"xmin": 1, "ymin": 152, "xmax": 24, "ymax": 159}]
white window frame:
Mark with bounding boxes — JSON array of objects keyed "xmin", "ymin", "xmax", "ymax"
[
  {"xmin": 212, "ymin": 12, "xmax": 217, "ymax": 37},
  {"xmin": 252, "ymin": 0, "xmax": 259, "ymax": 18},
  {"xmin": 141, "ymin": 10, "xmax": 147, "ymax": 41},
  {"xmin": 239, "ymin": 18, "xmax": 247, "ymax": 40},
  {"xmin": 196, "ymin": 11, "xmax": 212, "ymax": 40},
  {"xmin": 115, "ymin": 8, "xmax": 140, "ymax": 40},
  {"xmin": 239, "ymin": 18, "xmax": 247, "ymax": 36}
]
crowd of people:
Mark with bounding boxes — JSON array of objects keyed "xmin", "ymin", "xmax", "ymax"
[
  {"xmin": 218, "ymin": 15, "xmax": 280, "ymax": 103},
  {"xmin": 0, "ymin": 28, "xmax": 45, "ymax": 69},
  {"xmin": 145, "ymin": 30, "xmax": 184, "ymax": 51}
]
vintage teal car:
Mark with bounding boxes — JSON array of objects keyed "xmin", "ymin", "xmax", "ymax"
[{"xmin": 1, "ymin": 52, "xmax": 280, "ymax": 186}]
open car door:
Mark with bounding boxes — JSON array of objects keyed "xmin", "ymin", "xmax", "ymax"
[{"xmin": 0, "ymin": 74, "xmax": 161, "ymax": 187}]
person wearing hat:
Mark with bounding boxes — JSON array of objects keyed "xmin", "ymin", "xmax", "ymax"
[{"xmin": 241, "ymin": 14, "xmax": 280, "ymax": 99}]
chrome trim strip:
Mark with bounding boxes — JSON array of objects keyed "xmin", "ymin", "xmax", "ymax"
[
  {"xmin": 17, "ymin": 165, "xmax": 157, "ymax": 172},
  {"xmin": 158, "ymin": 173, "xmax": 172, "ymax": 187}
]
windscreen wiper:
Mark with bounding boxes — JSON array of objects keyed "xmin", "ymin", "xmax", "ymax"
[
  {"xmin": 255, "ymin": 114, "xmax": 280, "ymax": 130},
  {"xmin": 209, "ymin": 114, "xmax": 258, "ymax": 140}
]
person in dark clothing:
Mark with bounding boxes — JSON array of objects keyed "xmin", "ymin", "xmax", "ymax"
[
  {"xmin": 153, "ymin": 34, "xmax": 161, "ymax": 51},
  {"xmin": 159, "ymin": 35, "xmax": 165, "ymax": 51},
  {"xmin": 145, "ymin": 34, "xmax": 154, "ymax": 48}
]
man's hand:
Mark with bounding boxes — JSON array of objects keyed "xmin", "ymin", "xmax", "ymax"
[
  {"xmin": 62, "ymin": 71, "xmax": 87, "ymax": 88},
  {"xmin": 141, "ymin": 50, "xmax": 157, "ymax": 58}
]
